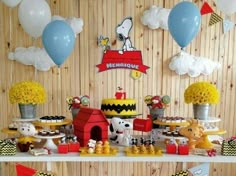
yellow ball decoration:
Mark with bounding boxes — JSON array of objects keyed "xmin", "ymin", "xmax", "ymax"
[{"xmin": 184, "ymin": 82, "xmax": 219, "ymax": 104}]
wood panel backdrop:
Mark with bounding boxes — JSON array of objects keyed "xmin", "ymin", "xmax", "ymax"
[{"xmin": 0, "ymin": 0, "xmax": 236, "ymax": 175}]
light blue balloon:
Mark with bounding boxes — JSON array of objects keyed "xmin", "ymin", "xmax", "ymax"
[
  {"xmin": 168, "ymin": 1, "xmax": 201, "ymax": 48},
  {"xmin": 42, "ymin": 20, "xmax": 75, "ymax": 66}
]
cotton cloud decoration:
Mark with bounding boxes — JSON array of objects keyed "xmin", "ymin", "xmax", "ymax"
[
  {"xmin": 8, "ymin": 16, "xmax": 83, "ymax": 71},
  {"xmin": 51, "ymin": 15, "xmax": 83, "ymax": 37},
  {"xmin": 141, "ymin": 5, "xmax": 170, "ymax": 30},
  {"xmin": 169, "ymin": 51, "xmax": 221, "ymax": 77},
  {"xmin": 8, "ymin": 47, "xmax": 56, "ymax": 71}
]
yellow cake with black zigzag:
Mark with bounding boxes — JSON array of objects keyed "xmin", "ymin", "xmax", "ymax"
[{"xmin": 101, "ymin": 98, "xmax": 137, "ymax": 116}]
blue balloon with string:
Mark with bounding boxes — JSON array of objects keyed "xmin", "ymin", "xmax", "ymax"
[
  {"xmin": 168, "ymin": 1, "xmax": 201, "ymax": 48},
  {"xmin": 42, "ymin": 20, "xmax": 75, "ymax": 66}
]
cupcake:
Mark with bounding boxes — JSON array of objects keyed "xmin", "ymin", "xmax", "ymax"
[
  {"xmin": 41, "ymin": 130, "xmax": 48, "ymax": 136},
  {"xmin": 49, "ymin": 130, "xmax": 55, "ymax": 136},
  {"xmin": 8, "ymin": 122, "xmax": 18, "ymax": 130},
  {"xmin": 166, "ymin": 131, "xmax": 172, "ymax": 136},
  {"xmin": 166, "ymin": 117, "xmax": 171, "ymax": 123},
  {"xmin": 175, "ymin": 117, "xmax": 181, "ymax": 123},
  {"xmin": 172, "ymin": 131, "xmax": 179, "ymax": 137},
  {"xmin": 162, "ymin": 129, "xmax": 167, "ymax": 135},
  {"xmin": 55, "ymin": 130, "xmax": 60, "ymax": 135},
  {"xmin": 40, "ymin": 116, "xmax": 48, "ymax": 123},
  {"xmin": 181, "ymin": 118, "xmax": 187, "ymax": 123},
  {"xmin": 51, "ymin": 116, "xmax": 57, "ymax": 123}
]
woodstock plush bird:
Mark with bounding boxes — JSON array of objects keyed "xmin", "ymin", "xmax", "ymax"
[{"xmin": 179, "ymin": 119, "xmax": 204, "ymax": 149}]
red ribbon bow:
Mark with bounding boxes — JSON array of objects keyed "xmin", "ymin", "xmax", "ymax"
[{"xmin": 207, "ymin": 149, "xmax": 216, "ymax": 157}]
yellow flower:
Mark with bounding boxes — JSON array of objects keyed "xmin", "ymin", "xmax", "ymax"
[
  {"xmin": 9, "ymin": 81, "xmax": 46, "ymax": 104},
  {"xmin": 184, "ymin": 82, "xmax": 219, "ymax": 104}
]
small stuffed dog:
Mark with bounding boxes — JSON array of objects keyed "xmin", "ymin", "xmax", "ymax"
[{"xmin": 109, "ymin": 117, "xmax": 133, "ymax": 146}]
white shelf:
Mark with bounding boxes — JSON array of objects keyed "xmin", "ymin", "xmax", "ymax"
[{"xmin": 0, "ymin": 151, "xmax": 236, "ymax": 163}]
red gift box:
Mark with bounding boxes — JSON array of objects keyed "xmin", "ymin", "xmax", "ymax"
[
  {"xmin": 178, "ymin": 145, "xmax": 189, "ymax": 155},
  {"xmin": 166, "ymin": 144, "xmax": 177, "ymax": 154},
  {"xmin": 68, "ymin": 142, "xmax": 80, "ymax": 152},
  {"xmin": 58, "ymin": 144, "xmax": 69, "ymax": 154}
]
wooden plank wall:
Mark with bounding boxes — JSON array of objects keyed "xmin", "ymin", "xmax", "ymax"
[{"xmin": 0, "ymin": 0, "xmax": 236, "ymax": 175}]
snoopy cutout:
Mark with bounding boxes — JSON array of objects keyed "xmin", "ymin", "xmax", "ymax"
[
  {"xmin": 109, "ymin": 117, "xmax": 133, "ymax": 146},
  {"xmin": 116, "ymin": 17, "xmax": 136, "ymax": 54},
  {"xmin": 97, "ymin": 17, "xmax": 150, "ymax": 74}
]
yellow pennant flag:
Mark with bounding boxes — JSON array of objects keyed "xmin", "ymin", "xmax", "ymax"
[{"xmin": 209, "ymin": 12, "xmax": 223, "ymax": 26}]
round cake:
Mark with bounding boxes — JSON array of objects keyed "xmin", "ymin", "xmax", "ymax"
[{"xmin": 101, "ymin": 98, "xmax": 137, "ymax": 116}]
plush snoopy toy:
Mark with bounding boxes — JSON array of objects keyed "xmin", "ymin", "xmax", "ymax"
[
  {"xmin": 116, "ymin": 17, "xmax": 135, "ymax": 54},
  {"xmin": 109, "ymin": 117, "xmax": 133, "ymax": 146}
]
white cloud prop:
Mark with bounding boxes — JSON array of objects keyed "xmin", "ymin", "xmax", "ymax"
[
  {"xmin": 51, "ymin": 15, "xmax": 83, "ymax": 37},
  {"xmin": 7, "ymin": 16, "xmax": 84, "ymax": 71},
  {"xmin": 8, "ymin": 46, "xmax": 56, "ymax": 71},
  {"xmin": 141, "ymin": 5, "xmax": 170, "ymax": 30},
  {"xmin": 169, "ymin": 51, "xmax": 221, "ymax": 77}
]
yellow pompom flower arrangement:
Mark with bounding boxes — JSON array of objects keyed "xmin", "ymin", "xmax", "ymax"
[
  {"xmin": 184, "ymin": 82, "xmax": 219, "ymax": 105},
  {"xmin": 9, "ymin": 81, "xmax": 46, "ymax": 104}
]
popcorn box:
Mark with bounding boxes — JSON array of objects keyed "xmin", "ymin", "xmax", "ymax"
[
  {"xmin": 222, "ymin": 137, "xmax": 236, "ymax": 156},
  {"xmin": 178, "ymin": 145, "xmax": 189, "ymax": 155},
  {"xmin": 0, "ymin": 139, "xmax": 16, "ymax": 155},
  {"xmin": 58, "ymin": 144, "xmax": 68, "ymax": 154},
  {"xmin": 68, "ymin": 142, "xmax": 80, "ymax": 152},
  {"xmin": 166, "ymin": 144, "xmax": 177, "ymax": 154}
]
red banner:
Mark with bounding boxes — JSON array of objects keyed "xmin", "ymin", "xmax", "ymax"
[{"xmin": 96, "ymin": 50, "xmax": 149, "ymax": 73}]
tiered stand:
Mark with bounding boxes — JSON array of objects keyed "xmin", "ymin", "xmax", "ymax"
[
  {"xmin": 33, "ymin": 118, "xmax": 72, "ymax": 150},
  {"xmin": 196, "ymin": 117, "xmax": 226, "ymax": 149}
]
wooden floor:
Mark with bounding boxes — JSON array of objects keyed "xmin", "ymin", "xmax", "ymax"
[{"xmin": 0, "ymin": 0, "xmax": 236, "ymax": 175}]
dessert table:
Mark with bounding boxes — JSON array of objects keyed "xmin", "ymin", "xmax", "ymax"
[{"xmin": 1, "ymin": 145, "xmax": 236, "ymax": 172}]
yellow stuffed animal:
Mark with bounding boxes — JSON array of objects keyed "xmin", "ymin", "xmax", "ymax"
[{"xmin": 179, "ymin": 119, "xmax": 204, "ymax": 149}]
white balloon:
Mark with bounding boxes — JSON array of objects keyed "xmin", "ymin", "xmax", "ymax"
[
  {"xmin": 18, "ymin": 0, "xmax": 51, "ymax": 38},
  {"xmin": 1, "ymin": 0, "xmax": 22, "ymax": 8},
  {"xmin": 214, "ymin": 0, "xmax": 236, "ymax": 15}
]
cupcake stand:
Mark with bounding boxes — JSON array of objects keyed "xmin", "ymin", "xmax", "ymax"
[
  {"xmin": 152, "ymin": 119, "xmax": 189, "ymax": 142},
  {"xmin": 33, "ymin": 133, "xmax": 65, "ymax": 150},
  {"xmin": 196, "ymin": 117, "xmax": 226, "ymax": 149},
  {"xmin": 153, "ymin": 117, "xmax": 226, "ymax": 149},
  {"xmin": 33, "ymin": 118, "xmax": 72, "ymax": 150},
  {"xmin": 1, "ymin": 118, "xmax": 37, "ymax": 136}
]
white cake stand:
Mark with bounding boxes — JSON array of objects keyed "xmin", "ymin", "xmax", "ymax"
[{"xmin": 34, "ymin": 133, "xmax": 65, "ymax": 150}]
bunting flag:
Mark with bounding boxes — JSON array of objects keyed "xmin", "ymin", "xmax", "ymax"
[
  {"xmin": 201, "ymin": 2, "xmax": 214, "ymax": 15},
  {"xmin": 223, "ymin": 19, "xmax": 235, "ymax": 33},
  {"xmin": 16, "ymin": 164, "xmax": 56, "ymax": 176},
  {"xmin": 171, "ymin": 170, "xmax": 188, "ymax": 176},
  {"xmin": 209, "ymin": 12, "xmax": 223, "ymax": 26},
  {"xmin": 16, "ymin": 164, "xmax": 37, "ymax": 176},
  {"xmin": 188, "ymin": 163, "xmax": 210, "ymax": 176}
]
